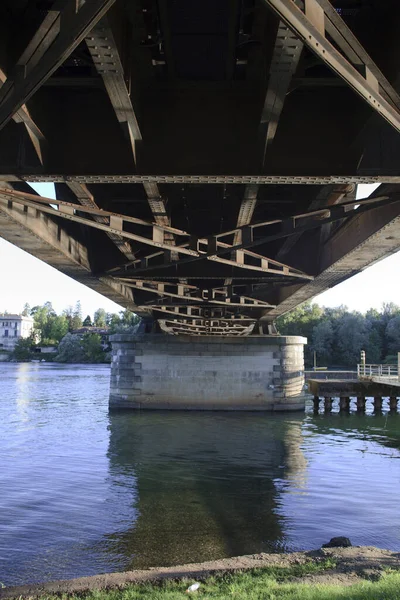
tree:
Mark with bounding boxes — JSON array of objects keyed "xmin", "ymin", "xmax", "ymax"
[
  {"xmin": 12, "ymin": 337, "xmax": 34, "ymax": 361},
  {"xmin": 119, "ymin": 309, "xmax": 140, "ymax": 327},
  {"xmin": 62, "ymin": 306, "xmax": 74, "ymax": 330},
  {"xmin": 83, "ymin": 315, "xmax": 92, "ymax": 326},
  {"xmin": 310, "ymin": 320, "xmax": 333, "ymax": 366},
  {"xmin": 386, "ymin": 315, "xmax": 400, "ymax": 355},
  {"xmin": 22, "ymin": 303, "xmax": 31, "ymax": 316},
  {"xmin": 31, "ymin": 302, "xmax": 56, "ymax": 342},
  {"xmin": 107, "ymin": 312, "xmax": 121, "ymax": 330},
  {"xmin": 46, "ymin": 315, "xmax": 69, "ymax": 343},
  {"xmin": 56, "ymin": 333, "xmax": 85, "ymax": 363},
  {"xmin": 93, "ymin": 308, "xmax": 107, "ymax": 327},
  {"xmin": 82, "ymin": 333, "xmax": 104, "ymax": 362},
  {"xmin": 335, "ymin": 312, "xmax": 370, "ymax": 367},
  {"xmin": 71, "ymin": 301, "xmax": 83, "ymax": 330}
]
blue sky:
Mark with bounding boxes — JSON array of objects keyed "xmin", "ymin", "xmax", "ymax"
[{"xmin": 0, "ymin": 183, "xmax": 399, "ymax": 318}]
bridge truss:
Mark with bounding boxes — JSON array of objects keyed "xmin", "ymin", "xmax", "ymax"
[{"xmin": 0, "ymin": 0, "xmax": 400, "ymax": 335}]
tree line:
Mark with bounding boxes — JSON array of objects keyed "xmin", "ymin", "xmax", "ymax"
[
  {"xmin": 19, "ymin": 301, "xmax": 139, "ymax": 345},
  {"xmin": 277, "ymin": 302, "xmax": 400, "ymax": 368},
  {"xmin": 8, "ymin": 301, "xmax": 140, "ymax": 363}
]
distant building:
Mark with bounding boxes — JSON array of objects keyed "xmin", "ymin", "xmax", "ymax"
[{"xmin": 0, "ymin": 314, "xmax": 34, "ymax": 351}]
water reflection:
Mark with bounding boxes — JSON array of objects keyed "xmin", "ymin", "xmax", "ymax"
[
  {"xmin": 105, "ymin": 412, "xmax": 307, "ymax": 567},
  {"xmin": 2, "ymin": 364, "xmax": 400, "ymax": 586}
]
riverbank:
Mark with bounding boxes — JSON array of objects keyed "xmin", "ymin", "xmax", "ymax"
[{"xmin": 1, "ymin": 546, "xmax": 400, "ymax": 599}]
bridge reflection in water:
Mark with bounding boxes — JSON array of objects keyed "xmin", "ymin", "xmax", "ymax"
[{"xmin": 105, "ymin": 412, "xmax": 307, "ymax": 568}]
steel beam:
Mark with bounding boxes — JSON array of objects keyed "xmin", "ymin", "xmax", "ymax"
[
  {"xmin": 260, "ymin": 19, "xmax": 303, "ymax": 166},
  {"xmin": 0, "ymin": 182, "xmax": 137, "ymax": 311},
  {"xmin": 86, "ymin": 19, "xmax": 176, "ymax": 258},
  {"xmin": 0, "ymin": 68, "xmax": 46, "ymax": 164},
  {"xmin": 262, "ymin": 0, "xmax": 400, "ymax": 133},
  {"xmin": 65, "ymin": 182, "xmax": 136, "ymax": 261},
  {"xmin": 119, "ymin": 278, "xmax": 276, "ymax": 308},
  {"xmin": 86, "ymin": 19, "xmax": 142, "ymax": 163},
  {"xmin": 10, "ymin": 174, "xmax": 400, "ymax": 185},
  {"xmin": 158, "ymin": 319, "xmax": 255, "ymax": 336},
  {"xmin": 0, "ymin": 0, "xmax": 116, "ymax": 131},
  {"xmin": 0, "ymin": 188, "xmax": 196, "ymax": 256},
  {"xmin": 314, "ymin": 0, "xmax": 400, "ymax": 111}
]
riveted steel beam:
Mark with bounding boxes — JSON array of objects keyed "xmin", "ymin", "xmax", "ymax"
[
  {"xmin": 0, "ymin": 68, "xmax": 46, "ymax": 164},
  {"xmin": 0, "ymin": 187, "xmax": 196, "ymax": 256},
  {"xmin": 0, "ymin": 187, "xmax": 312, "ymax": 280},
  {"xmin": 0, "ymin": 0, "xmax": 116, "ymax": 131},
  {"xmin": 86, "ymin": 20, "xmax": 175, "ymax": 256},
  {"xmin": 10, "ymin": 174, "xmax": 400, "ymax": 185},
  {"xmin": 148, "ymin": 305, "xmax": 257, "ymax": 321},
  {"xmin": 65, "ymin": 182, "xmax": 136, "ymax": 261},
  {"xmin": 158, "ymin": 319, "xmax": 255, "ymax": 336},
  {"xmin": 119, "ymin": 278, "xmax": 276, "ymax": 308},
  {"xmin": 122, "ymin": 193, "xmax": 396, "ymax": 276},
  {"xmin": 262, "ymin": 0, "xmax": 400, "ymax": 133}
]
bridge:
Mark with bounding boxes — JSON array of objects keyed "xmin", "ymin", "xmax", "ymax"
[{"xmin": 1, "ymin": 0, "xmax": 400, "ymax": 409}]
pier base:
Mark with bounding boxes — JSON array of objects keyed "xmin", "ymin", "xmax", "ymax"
[
  {"xmin": 357, "ymin": 396, "xmax": 366, "ymax": 412},
  {"xmin": 339, "ymin": 397, "xmax": 350, "ymax": 412},
  {"xmin": 324, "ymin": 397, "xmax": 333, "ymax": 412},
  {"xmin": 109, "ymin": 333, "xmax": 307, "ymax": 411},
  {"xmin": 374, "ymin": 396, "xmax": 383, "ymax": 412},
  {"xmin": 389, "ymin": 396, "xmax": 398, "ymax": 412}
]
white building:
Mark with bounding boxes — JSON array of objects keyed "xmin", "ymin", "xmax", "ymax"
[{"xmin": 0, "ymin": 314, "xmax": 34, "ymax": 351}]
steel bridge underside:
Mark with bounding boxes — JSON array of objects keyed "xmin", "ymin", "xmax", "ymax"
[{"xmin": 1, "ymin": 0, "xmax": 400, "ymax": 335}]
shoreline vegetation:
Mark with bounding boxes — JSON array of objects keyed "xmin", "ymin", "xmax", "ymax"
[
  {"xmin": 1, "ymin": 546, "xmax": 400, "ymax": 600},
  {"xmin": 277, "ymin": 301, "xmax": 400, "ymax": 368},
  {"xmin": 0, "ymin": 302, "xmax": 139, "ymax": 364}
]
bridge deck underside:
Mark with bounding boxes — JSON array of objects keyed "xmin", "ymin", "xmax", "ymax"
[{"xmin": 0, "ymin": 0, "xmax": 400, "ymax": 334}]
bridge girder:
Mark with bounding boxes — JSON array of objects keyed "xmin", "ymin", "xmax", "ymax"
[{"xmin": 0, "ymin": 0, "xmax": 400, "ymax": 334}]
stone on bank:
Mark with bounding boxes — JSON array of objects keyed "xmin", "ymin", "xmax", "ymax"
[{"xmin": 109, "ymin": 334, "xmax": 307, "ymax": 411}]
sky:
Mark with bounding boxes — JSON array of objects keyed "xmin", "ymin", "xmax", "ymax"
[{"xmin": 0, "ymin": 183, "xmax": 399, "ymax": 317}]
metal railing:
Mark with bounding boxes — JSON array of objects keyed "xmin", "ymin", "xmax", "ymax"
[{"xmin": 357, "ymin": 364, "xmax": 399, "ymax": 378}]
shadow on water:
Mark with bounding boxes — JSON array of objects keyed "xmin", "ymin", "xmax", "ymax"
[{"xmin": 104, "ymin": 411, "xmax": 307, "ymax": 568}]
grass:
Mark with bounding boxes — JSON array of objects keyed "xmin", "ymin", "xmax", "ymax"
[{"xmin": 28, "ymin": 560, "xmax": 400, "ymax": 600}]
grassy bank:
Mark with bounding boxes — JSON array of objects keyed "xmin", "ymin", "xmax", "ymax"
[{"xmin": 18, "ymin": 561, "xmax": 400, "ymax": 600}]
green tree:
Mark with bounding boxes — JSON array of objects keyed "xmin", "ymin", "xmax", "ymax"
[
  {"xmin": 46, "ymin": 315, "xmax": 69, "ymax": 343},
  {"xmin": 12, "ymin": 337, "xmax": 34, "ymax": 361},
  {"xmin": 119, "ymin": 309, "xmax": 140, "ymax": 327},
  {"xmin": 56, "ymin": 333, "xmax": 85, "ymax": 363},
  {"xmin": 62, "ymin": 306, "xmax": 74, "ymax": 330},
  {"xmin": 386, "ymin": 315, "xmax": 400, "ymax": 355},
  {"xmin": 94, "ymin": 308, "xmax": 107, "ymax": 327},
  {"xmin": 71, "ymin": 301, "xmax": 83, "ymax": 330},
  {"xmin": 82, "ymin": 333, "xmax": 104, "ymax": 362},
  {"xmin": 22, "ymin": 303, "xmax": 31, "ymax": 316},
  {"xmin": 83, "ymin": 315, "xmax": 92, "ymax": 326},
  {"xmin": 107, "ymin": 312, "xmax": 121, "ymax": 330},
  {"xmin": 310, "ymin": 320, "xmax": 333, "ymax": 366},
  {"xmin": 31, "ymin": 302, "xmax": 56, "ymax": 342},
  {"xmin": 334, "ymin": 312, "xmax": 370, "ymax": 367}
]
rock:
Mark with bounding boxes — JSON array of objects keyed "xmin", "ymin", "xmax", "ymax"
[{"xmin": 322, "ymin": 537, "xmax": 352, "ymax": 548}]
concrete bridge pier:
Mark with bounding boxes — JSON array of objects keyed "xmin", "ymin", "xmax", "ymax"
[
  {"xmin": 374, "ymin": 396, "xmax": 383, "ymax": 413},
  {"xmin": 389, "ymin": 396, "xmax": 399, "ymax": 412},
  {"xmin": 109, "ymin": 333, "xmax": 307, "ymax": 411}
]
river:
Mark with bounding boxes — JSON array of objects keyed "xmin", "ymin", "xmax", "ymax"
[{"xmin": 1, "ymin": 362, "xmax": 400, "ymax": 586}]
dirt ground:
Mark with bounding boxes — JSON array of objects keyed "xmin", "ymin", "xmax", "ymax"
[{"xmin": 1, "ymin": 546, "xmax": 400, "ymax": 599}]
